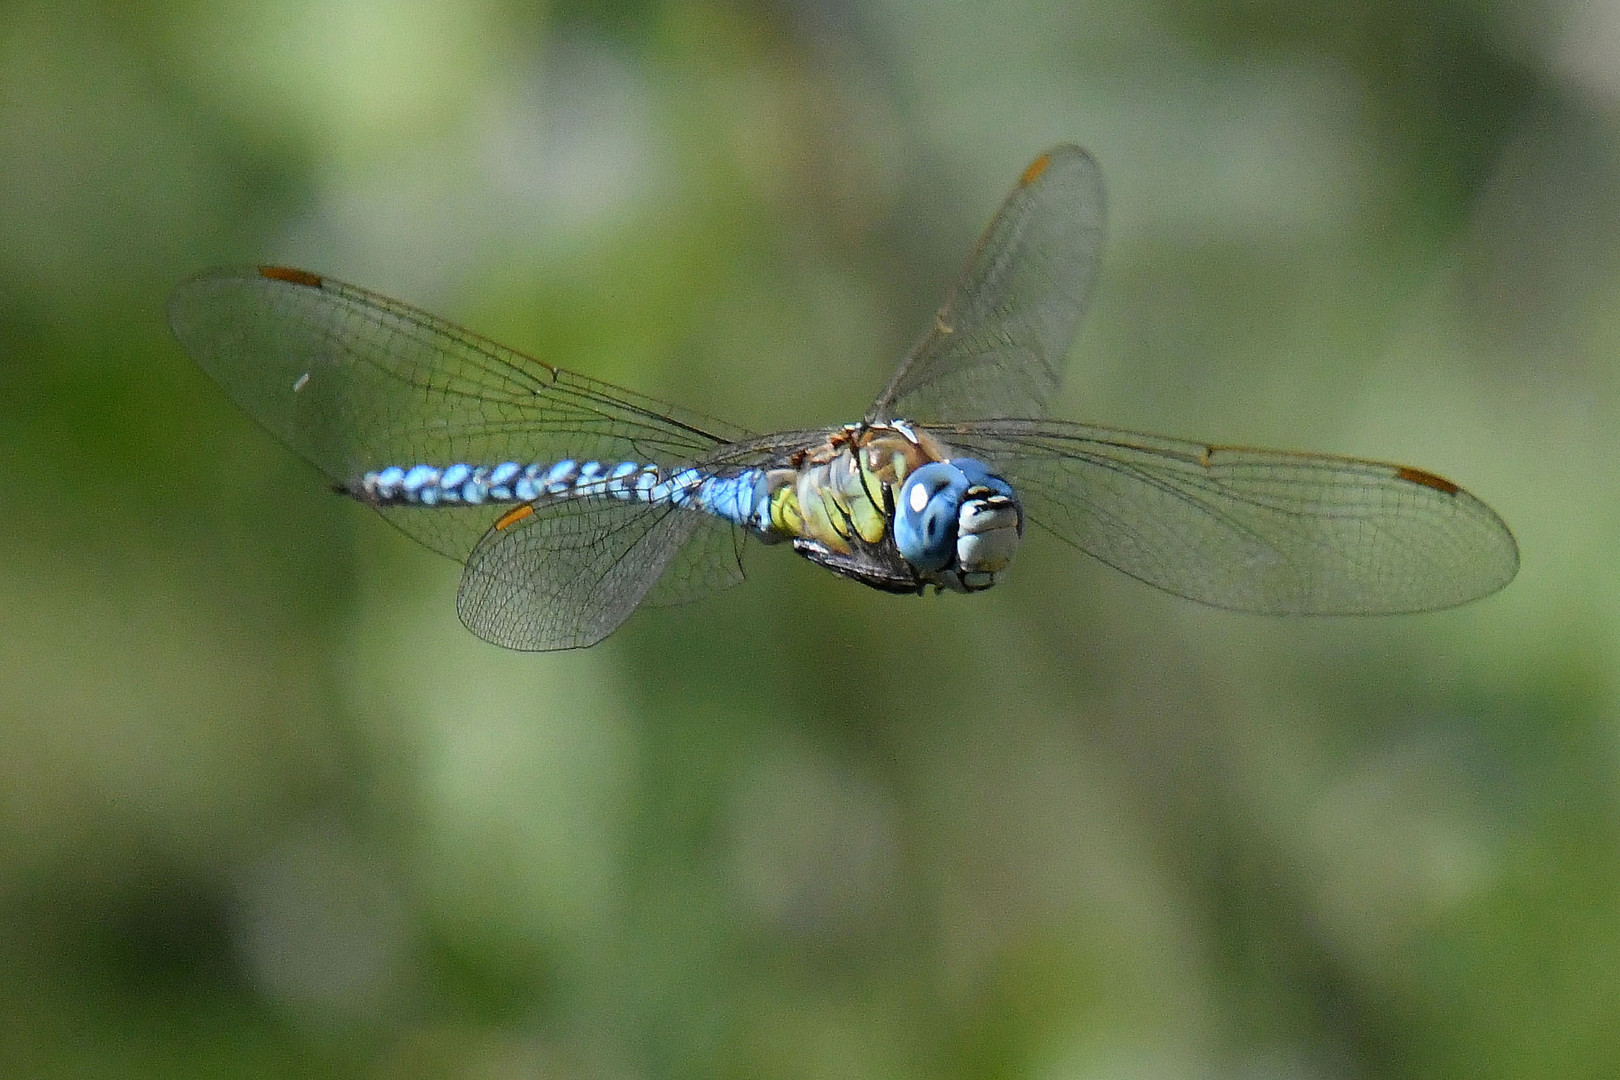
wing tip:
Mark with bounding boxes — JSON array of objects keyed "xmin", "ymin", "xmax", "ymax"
[
  {"xmin": 259, "ymin": 266, "xmax": 324, "ymax": 288},
  {"xmin": 1019, "ymin": 152, "xmax": 1053, "ymax": 186},
  {"xmin": 1394, "ymin": 465, "xmax": 1461, "ymax": 495},
  {"xmin": 1022, "ymin": 143, "xmax": 1099, "ymax": 185},
  {"xmin": 494, "ymin": 504, "xmax": 535, "ymax": 531}
]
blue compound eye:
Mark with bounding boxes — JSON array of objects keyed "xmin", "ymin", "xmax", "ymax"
[{"xmin": 895, "ymin": 462, "xmax": 968, "ymax": 572}]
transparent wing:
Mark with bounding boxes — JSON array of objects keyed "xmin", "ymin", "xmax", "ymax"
[
  {"xmin": 933, "ymin": 419, "xmax": 1519, "ymax": 614},
  {"xmin": 456, "ymin": 496, "xmax": 712, "ymax": 650},
  {"xmin": 168, "ymin": 267, "xmax": 750, "ymax": 562},
  {"xmin": 867, "ymin": 144, "xmax": 1105, "ymax": 424},
  {"xmin": 642, "ymin": 510, "xmax": 750, "ymax": 609},
  {"xmin": 452, "ymin": 432, "xmax": 826, "ymax": 648}
]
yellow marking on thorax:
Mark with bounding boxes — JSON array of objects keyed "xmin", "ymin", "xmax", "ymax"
[
  {"xmin": 766, "ymin": 429, "xmax": 943, "ymax": 552},
  {"xmin": 768, "ymin": 484, "xmax": 803, "ymax": 536}
]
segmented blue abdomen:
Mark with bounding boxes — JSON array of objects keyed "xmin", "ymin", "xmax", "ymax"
[
  {"xmin": 358, "ymin": 459, "xmax": 771, "ymax": 529},
  {"xmin": 691, "ymin": 470, "xmax": 771, "ymax": 530}
]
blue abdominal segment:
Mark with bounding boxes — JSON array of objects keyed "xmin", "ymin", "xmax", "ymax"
[
  {"xmin": 362, "ymin": 460, "xmax": 596, "ymax": 506},
  {"xmin": 693, "ymin": 471, "xmax": 771, "ymax": 531},
  {"xmin": 359, "ymin": 460, "xmax": 771, "ymax": 529}
]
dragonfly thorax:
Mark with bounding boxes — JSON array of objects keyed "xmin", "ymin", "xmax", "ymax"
[{"xmin": 765, "ymin": 427, "xmax": 1022, "ymax": 594}]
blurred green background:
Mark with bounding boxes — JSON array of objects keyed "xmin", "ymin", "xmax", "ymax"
[{"xmin": 2, "ymin": 0, "xmax": 1617, "ymax": 1076}]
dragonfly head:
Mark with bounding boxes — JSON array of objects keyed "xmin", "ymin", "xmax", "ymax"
[{"xmin": 894, "ymin": 459, "xmax": 1023, "ymax": 589}]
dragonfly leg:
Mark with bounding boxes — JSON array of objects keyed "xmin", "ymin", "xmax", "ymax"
[{"xmin": 792, "ymin": 538, "xmax": 923, "ymax": 595}]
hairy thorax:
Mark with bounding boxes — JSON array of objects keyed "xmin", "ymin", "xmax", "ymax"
[{"xmin": 763, "ymin": 423, "xmax": 946, "ymax": 554}]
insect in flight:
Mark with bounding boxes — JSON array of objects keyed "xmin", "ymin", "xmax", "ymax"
[{"xmin": 168, "ymin": 145, "xmax": 1518, "ymax": 650}]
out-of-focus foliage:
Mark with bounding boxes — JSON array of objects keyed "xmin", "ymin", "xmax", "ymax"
[{"xmin": 2, "ymin": 0, "xmax": 1617, "ymax": 1076}]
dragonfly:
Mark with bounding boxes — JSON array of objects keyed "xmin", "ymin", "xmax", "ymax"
[{"xmin": 168, "ymin": 144, "xmax": 1518, "ymax": 650}]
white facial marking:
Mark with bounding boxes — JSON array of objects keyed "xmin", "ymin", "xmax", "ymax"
[{"xmin": 909, "ymin": 481, "xmax": 929, "ymax": 514}]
